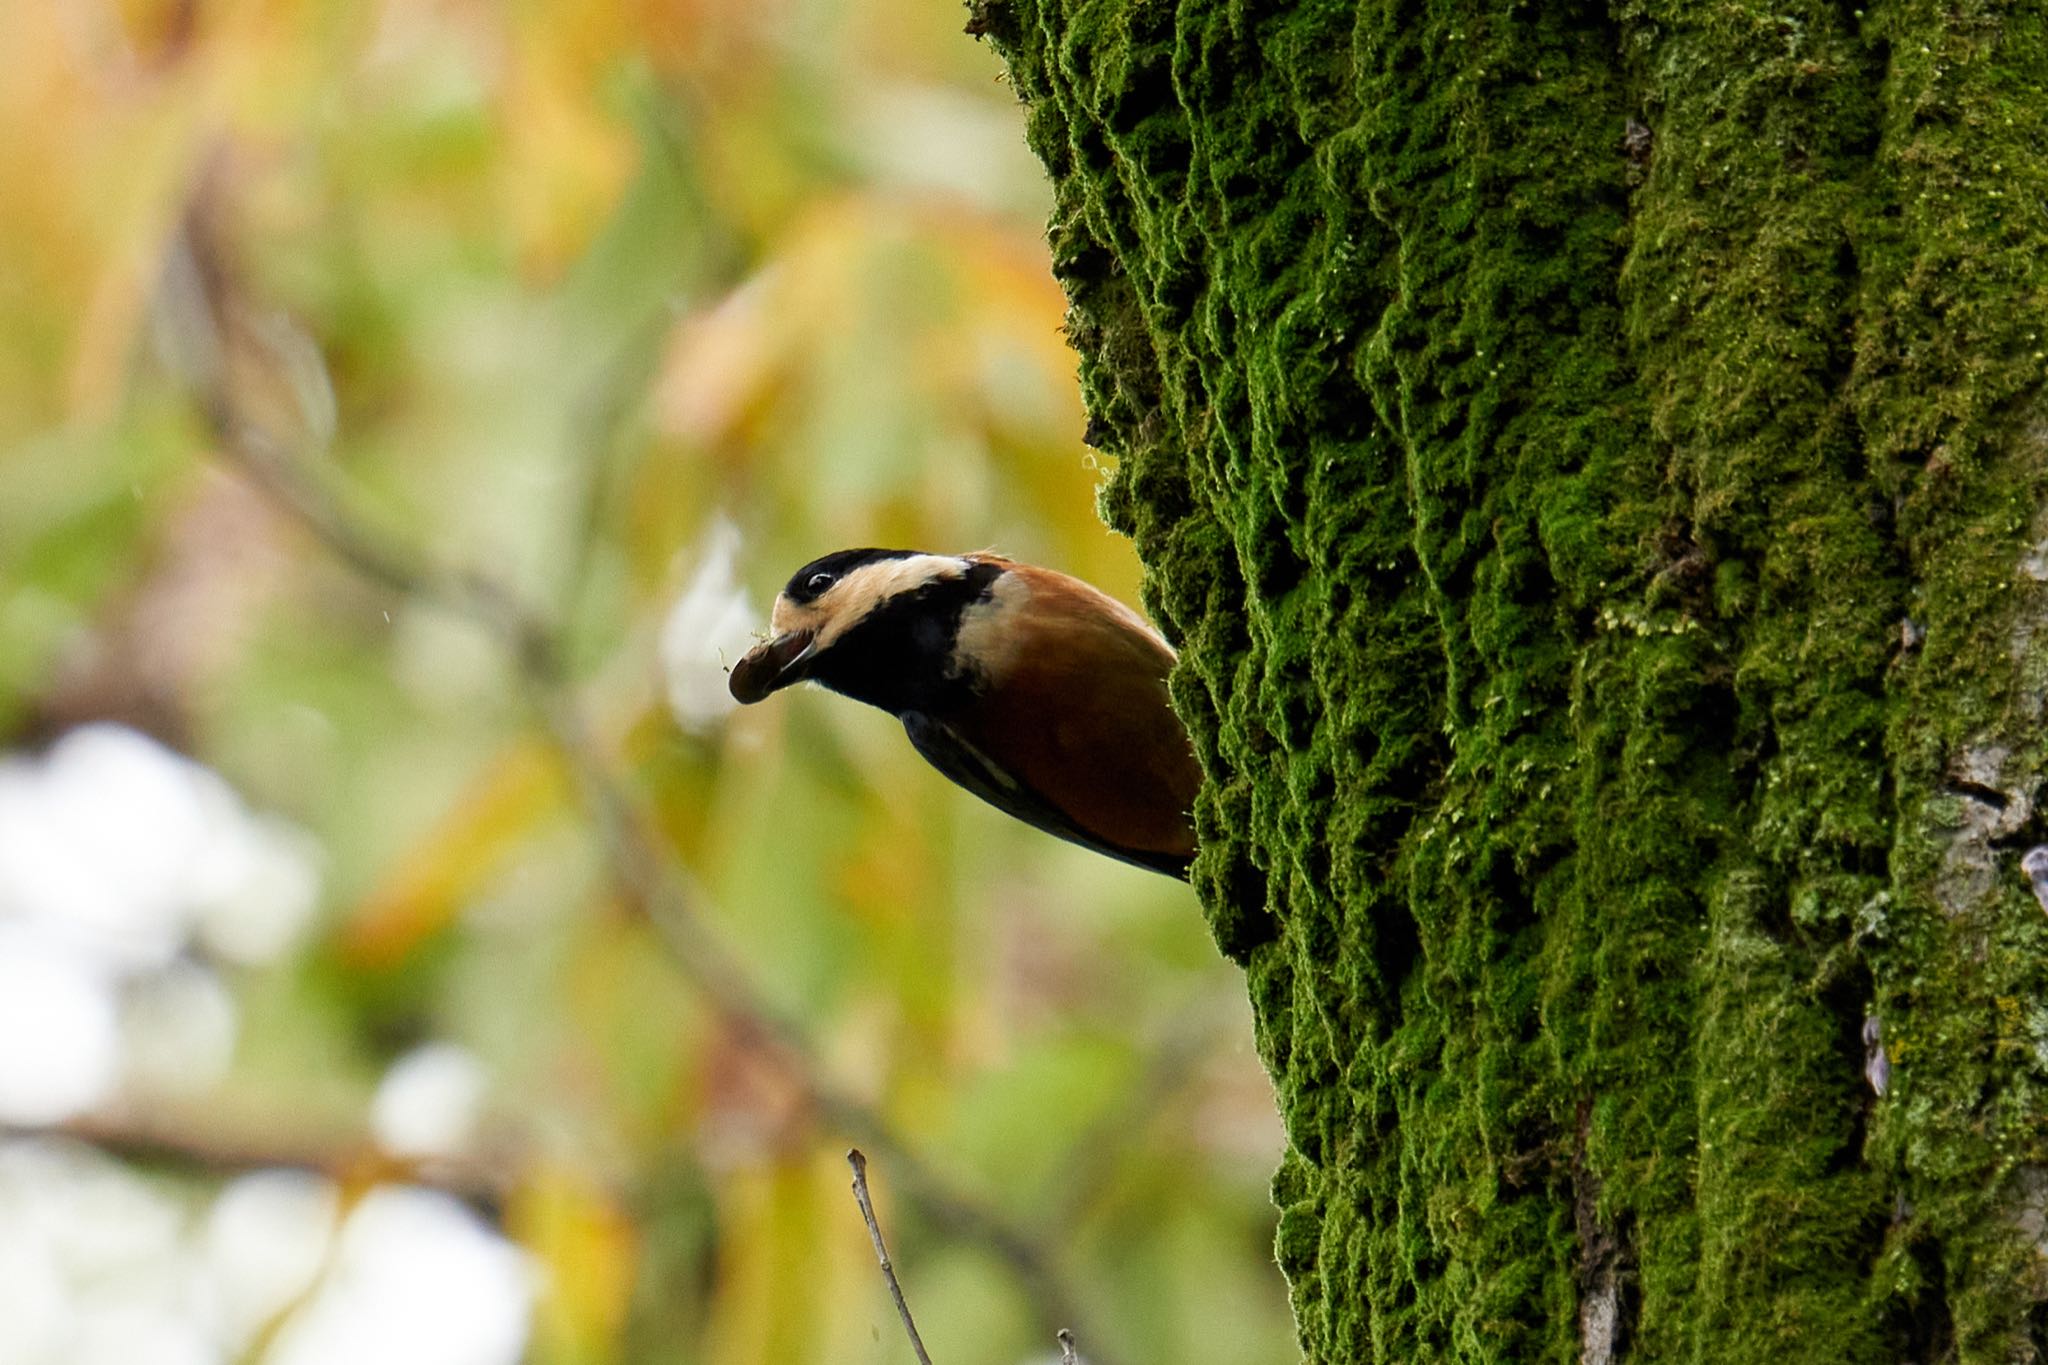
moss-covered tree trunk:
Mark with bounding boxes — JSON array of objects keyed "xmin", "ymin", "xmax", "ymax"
[{"xmin": 982, "ymin": 2, "xmax": 2048, "ymax": 1360}]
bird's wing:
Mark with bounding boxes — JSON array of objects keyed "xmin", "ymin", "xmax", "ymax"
[{"xmin": 900, "ymin": 711, "xmax": 1191, "ymax": 878}]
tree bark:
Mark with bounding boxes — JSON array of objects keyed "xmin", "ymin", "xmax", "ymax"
[{"xmin": 981, "ymin": 1, "xmax": 2048, "ymax": 1360}]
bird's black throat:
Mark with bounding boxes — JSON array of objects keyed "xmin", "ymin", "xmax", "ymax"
[{"xmin": 807, "ymin": 560, "xmax": 1005, "ymax": 716}]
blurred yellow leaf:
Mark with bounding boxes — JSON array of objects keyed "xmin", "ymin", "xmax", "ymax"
[
  {"xmin": 700, "ymin": 1156, "xmax": 873, "ymax": 1365},
  {"xmin": 503, "ymin": 2, "xmax": 636, "ymax": 277},
  {"xmin": 511, "ymin": 1163, "xmax": 641, "ymax": 1365},
  {"xmin": 654, "ymin": 270, "xmax": 791, "ymax": 449},
  {"xmin": 340, "ymin": 740, "xmax": 566, "ymax": 969}
]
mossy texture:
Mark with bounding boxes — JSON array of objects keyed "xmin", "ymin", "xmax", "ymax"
[{"xmin": 985, "ymin": 0, "xmax": 2048, "ymax": 1359}]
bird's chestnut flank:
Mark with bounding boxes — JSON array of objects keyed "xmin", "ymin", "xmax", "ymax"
[{"xmin": 729, "ymin": 549, "xmax": 1201, "ymax": 878}]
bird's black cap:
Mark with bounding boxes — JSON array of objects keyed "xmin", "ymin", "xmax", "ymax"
[{"xmin": 782, "ymin": 548, "xmax": 921, "ymax": 603}]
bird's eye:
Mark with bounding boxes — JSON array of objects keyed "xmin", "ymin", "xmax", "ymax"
[{"xmin": 807, "ymin": 572, "xmax": 834, "ymax": 593}]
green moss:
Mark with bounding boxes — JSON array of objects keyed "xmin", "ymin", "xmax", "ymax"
[{"xmin": 988, "ymin": 0, "xmax": 2048, "ymax": 1358}]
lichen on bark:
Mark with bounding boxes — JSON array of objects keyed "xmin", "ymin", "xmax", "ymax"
[{"xmin": 983, "ymin": 0, "xmax": 2048, "ymax": 1359}]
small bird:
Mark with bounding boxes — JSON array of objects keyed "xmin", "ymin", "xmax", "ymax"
[{"xmin": 728, "ymin": 549, "xmax": 1200, "ymax": 877}]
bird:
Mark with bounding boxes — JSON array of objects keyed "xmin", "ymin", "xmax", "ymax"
[{"xmin": 727, "ymin": 549, "xmax": 1201, "ymax": 878}]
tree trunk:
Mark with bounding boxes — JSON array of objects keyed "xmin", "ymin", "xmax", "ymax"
[{"xmin": 981, "ymin": 2, "xmax": 2048, "ymax": 1360}]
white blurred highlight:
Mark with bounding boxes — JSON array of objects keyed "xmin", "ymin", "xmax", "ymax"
[
  {"xmin": 122, "ymin": 962, "xmax": 238, "ymax": 1100},
  {"xmin": 72, "ymin": 1303, "xmax": 218, "ymax": 1365},
  {"xmin": 660, "ymin": 517, "xmax": 761, "ymax": 734},
  {"xmin": 0, "ymin": 1140, "xmax": 210, "ymax": 1365},
  {"xmin": 0, "ymin": 725, "xmax": 319, "ymax": 971},
  {"xmin": 371, "ymin": 1042, "xmax": 489, "ymax": 1160},
  {"xmin": 0, "ymin": 928, "xmax": 122, "ymax": 1125},
  {"xmin": 0, "ymin": 728, "xmax": 210, "ymax": 970},
  {"xmin": 203, "ymin": 1170, "xmax": 340, "ymax": 1347},
  {"xmin": 267, "ymin": 1186, "xmax": 535, "ymax": 1365},
  {"xmin": 191, "ymin": 814, "xmax": 321, "ymax": 967},
  {"xmin": 0, "ymin": 1140, "xmax": 533, "ymax": 1365},
  {"xmin": 0, "ymin": 724, "xmax": 320, "ymax": 1124}
]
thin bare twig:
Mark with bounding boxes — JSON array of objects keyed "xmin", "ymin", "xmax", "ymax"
[
  {"xmin": 848, "ymin": 1148, "xmax": 935, "ymax": 1365},
  {"xmin": 152, "ymin": 176, "xmax": 1119, "ymax": 1365}
]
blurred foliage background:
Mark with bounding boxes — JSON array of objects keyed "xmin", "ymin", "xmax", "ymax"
[{"xmin": 0, "ymin": 1, "xmax": 1290, "ymax": 1363}]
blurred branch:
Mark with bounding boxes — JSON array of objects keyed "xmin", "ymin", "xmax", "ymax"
[
  {"xmin": 58, "ymin": 1103, "xmax": 524, "ymax": 1208},
  {"xmin": 557, "ymin": 309, "xmax": 674, "ymax": 618},
  {"xmin": 557, "ymin": 88, "xmax": 741, "ymax": 620},
  {"xmin": 847, "ymin": 1148, "xmax": 936, "ymax": 1365},
  {"xmin": 153, "ymin": 173, "xmax": 1118, "ymax": 1365},
  {"xmin": 156, "ymin": 220, "xmax": 537, "ymax": 648}
]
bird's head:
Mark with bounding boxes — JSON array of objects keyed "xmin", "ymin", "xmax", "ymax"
[{"xmin": 727, "ymin": 549, "xmax": 1002, "ymax": 709}]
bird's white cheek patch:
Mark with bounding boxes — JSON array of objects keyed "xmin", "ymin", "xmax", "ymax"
[
  {"xmin": 765, "ymin": 594, "xmax": 823, "ymax": 640},
  {"xmin": 951, "ymin": 571, "xmax": 1031, "ymax": 680},
  {"xmin": 815, "ymin": 555, "xmax": 968, "ymax": 650}
]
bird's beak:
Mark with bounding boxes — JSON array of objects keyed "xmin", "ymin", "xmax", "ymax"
[{"xmin": 728, "ymin": 629, "xmax": 818, "ymax": 704}]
